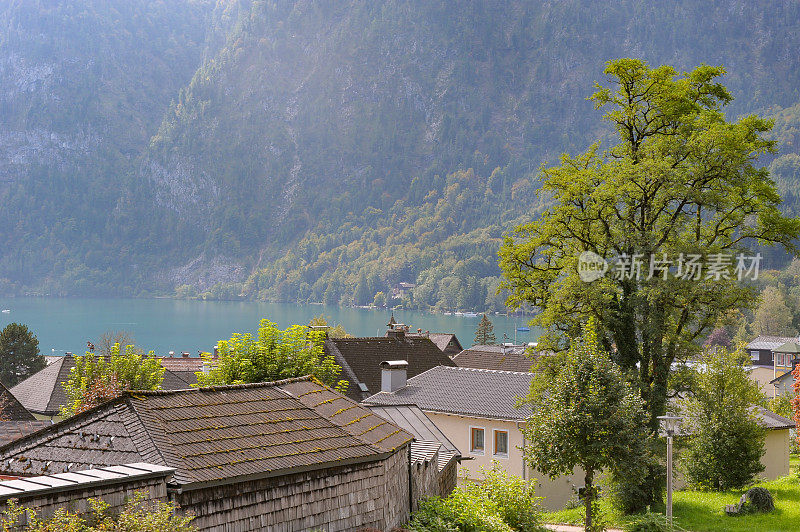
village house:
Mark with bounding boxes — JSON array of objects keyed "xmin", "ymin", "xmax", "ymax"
[
  {"xmin": 401, "ymin": 330, "xmax": 464, "ymax": 358},
  {"xmin": 9, "ymin": 354, "xmax": 195, "ymax": 420},
  {"xmin": 325, "ymin": 323, "xmax": 456, "ymax": 401},
  {"xmin": 453, "ymin": 344, "xmax": 539, "ymax": 373},
  {"xmin": 362, "ymin": 364, "xmax": 584, "ymax": 510},
  {"xmin": 0, "ymin": 377, "xmax": 415, "ymax": 531},
  {"xmin": 745, "ymin": 336, "xmax": 800, "ymax": 393}
]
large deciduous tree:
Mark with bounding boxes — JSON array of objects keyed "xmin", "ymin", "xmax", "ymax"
[
  {"xmin": 0, "ymin": 323, "xmax": 45, "ymax": 387},
  {"xmin": 500, "ymin": 58, "xmax": 800, "ymax": 508}
]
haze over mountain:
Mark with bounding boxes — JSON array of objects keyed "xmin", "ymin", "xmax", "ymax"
[{"xmin": 2, "ymin": 0, "xmax": 800, "ymax": 308}]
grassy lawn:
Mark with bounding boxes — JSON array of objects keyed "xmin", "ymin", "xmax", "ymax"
[{"xmin": 543, "ymin": 474, "xmax": 800, "ymax": 531}]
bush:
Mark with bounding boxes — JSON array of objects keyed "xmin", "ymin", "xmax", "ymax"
[
  {"xmin": 741, "ymin": 487, "xmax": 775, "ymax": 514},
  {"xmin": 407, "ymin": 465, "xmax": 543, "ymax": 532},
  {"xmin": 624, "ymin": 511, "xmax": 686, "ymax": 532}
]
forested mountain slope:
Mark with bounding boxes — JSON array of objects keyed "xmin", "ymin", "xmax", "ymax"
[{"xmin": 2, "ymin": 0, "xmax": 800, "ymax": 305}]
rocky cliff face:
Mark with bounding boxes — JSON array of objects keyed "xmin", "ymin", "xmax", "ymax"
[{"xmin": 2, "ymin": 0, "xmax": 800, "ymax": 296}]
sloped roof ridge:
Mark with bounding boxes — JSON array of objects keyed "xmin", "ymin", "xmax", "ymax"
[
  {"xmin": 427, "ymin": 366, "xmax": 534, "ymax": 376},
  {"xmin": 125, "ymin": 376, "xmax": 314, "ymax": 396}
]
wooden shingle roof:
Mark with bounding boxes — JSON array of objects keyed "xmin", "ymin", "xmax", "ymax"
[
  {"xmin": 0, "ymin": 382, "xmax": 36, "ymax": 421},
  {"xmin": 0, "ymin": 377, "xmax": 412, "ymax": 488},
  {"xmin": 453, "ymin": 345, "xmax": 539, "ymax": 373},
  {"xmin": 326, "ymin": 337, "xmax": 456, "ymax": 400}
]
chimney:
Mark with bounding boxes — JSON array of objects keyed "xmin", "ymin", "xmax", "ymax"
[
  {"xmin": 182, "ymin": 351, "xmax": 190, "ymax": 358},
  {"xmin": 387, "ymin": 324, "xmax": 406, "ymax": 340},
  {"xmin": 168, "ymin": 351, "xmax": 175, "ymax": 358},
  {"xmin": 380, "ymin": 360, "xmax": 408, "ymax": 392}
]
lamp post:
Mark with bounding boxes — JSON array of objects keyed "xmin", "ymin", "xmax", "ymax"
[{"xmin": 657, "ymin": 415, "xmax": 682, "ymax": 529}]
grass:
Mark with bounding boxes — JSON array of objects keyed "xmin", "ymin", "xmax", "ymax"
[{"xmin": 543, "ymin": 473, "xmax": 800, "ymax": 531}]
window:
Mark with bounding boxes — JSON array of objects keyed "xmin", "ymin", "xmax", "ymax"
[
  {"xmin": 494, "ymin": 430, "xmax": 509, "ymax": 457},
  {"xmin": 776, "ymin": 353, "xmax": 784, "ymax": 366},
  {"xmin": 470, "ymin": 427, "xmax": 485, "ymax": 454},
  {"xmin": 750, "ymin": 350, "xmax": 759, "ymax": 361}
]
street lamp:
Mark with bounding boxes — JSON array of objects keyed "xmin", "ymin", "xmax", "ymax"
[{"xmin": 657, "ymin": 415, "xmax": 682, "ymax": 529}]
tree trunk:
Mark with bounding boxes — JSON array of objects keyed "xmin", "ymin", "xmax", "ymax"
[{"xmin": 584, "ymin": 469, "xmax": 594, "ymax": 532}]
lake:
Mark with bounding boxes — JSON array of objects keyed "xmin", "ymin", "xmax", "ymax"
[{"xmin": 0, "ymin": 297, "xmax": 540, "ymax": 356}]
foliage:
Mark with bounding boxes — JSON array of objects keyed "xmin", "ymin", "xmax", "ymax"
[
  {"xmin": 61, "ymin": 344, "xmax": 165, "ymax": 417},
  {"xmin": 474, "ymin": 314, "xmax": 496, "ymax": 345},
  {"xmin": 624, "ymin": 511, "xmax": 686, "ymax": 532},
  {"xmin": 500, "ymin": 58, "xmax": 800, "ymax": 508},
  {"xmin": 753, "ymin": 286, "xmax": 797, "ymax": 336},
  {"xmin": 793, "ymin": 363, "xmax": 800, "ymax": 451},
  {"xmin": 0, "ymin": 491, "xmax": 195, "ymax": 531},
  {"xmin": 680, "ymin": 348, "xmax": 766, "ymax": 490},
  {"xmin": 196, "ymin": 319, "xmax": 348, "ymax": 394},
  {"xmin": 407, "ymin": 465, "xmax": 543, "ymax": 532},
  {"xmin": 95, "ymin": 331, "xmax": 136, "ymax": 357},
  {"xmin": 0, "ymin": 323, "xmax": 45, "ymax": 387},
  {"xmin": 525, "ymin": 319, "xmax": 648, "ymax": 530},
  {"xmin": 740, "ymin": 487, "xmax": 775, "ymax": 514},
  {"xmin": 308, "ymin": 315, "xmax": 350, "ymax": 338}
]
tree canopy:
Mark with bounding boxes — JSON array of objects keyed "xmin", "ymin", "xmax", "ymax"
[
  {"xmin": 197, "ymin": 319, "xmax": 348, "ymax": 394},
  {"xmin": 0, "ymin": 323, "xmax": 45, "ymax": 387},
  {"xmin": 500, "ymin": 58, "xmax": 800, "ymax": 507}
]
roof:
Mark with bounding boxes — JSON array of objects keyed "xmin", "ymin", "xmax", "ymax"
[
  {"xmin": 0, "ymin": 382, "xmax": 36, "ymax": 421},
  {"xmin": 0, "ymin": 463, "xmax": 174, "ymax": 501},
  {"xmin": 325, "ymin": 336, "xmax": 456, "ymax": 400},
  {"xmin": 0, "ymin": 421, "xmax": 52, "ymax": 447},
  {"xmin": 366, "ymin": 404, "xmax": 460, "ymax": 472},
  {"xmin": 404, "ymin": 333, "xmax": 462, "ymax": 353},
  {"xmin": 158, "ymin": 356, "xmax": 216, "ymax": 372},
  {"xmin": 10, "ymin": 355, "xmax": 75, "ymax": 415},
  {"xmin": 755, "ymin": 407, "xmax": 795, "ymax": 431},
  {"xmin": 775, "ymin": 342, "xmax": 800, "ymax": 354},
  {"xmin": 746, "ymin": 335, "xmax": 799, "ymax": 351},
  {"xmin": 10, "ymin": 356, "xmax": 197, "ymax": 416},
  {"xmin": 0, "ymin": 377, "xmax": 413, "ymax": 488},
  {"xmin": 364, "ymin": 366, "xmax": 533, "ymax": 421},
  {"xmin": 453, "ymin": 345, "xmax": 538, "ymax": 373}
]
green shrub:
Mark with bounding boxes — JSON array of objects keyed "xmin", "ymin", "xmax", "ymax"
[
  {"xmin": 624, "ymin": 511, "xmax": 686, "ymax": 532},
  {"xmin": 407, "ymin": 465, "xmax": 543, "ymax": 532},
  {"xmin": 741, "ymin": 487, "xmax": 775, "ymax": 514}
]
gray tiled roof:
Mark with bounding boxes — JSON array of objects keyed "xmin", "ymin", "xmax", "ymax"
[
  {"xmin": 10, "ymin": 356, "xmax": 201, "ymax": 416},
  {"xmin": 0, "ymin": 421, "xmax": 52, "ymax": 447},
  {"xmin": 325, "ymin": 336, "xmax": 456, "ymax": 401},
  {"xmin": 453, "ymin": 345, "xmax": 540, "ymax": 373},
  {"xmin": 0, "ymin": 382, "xmax": 36, "ymax": 421},
  {"xmin": 364, "ymin": 366, "xmax": 533, "ymax": 420},
  {"xmin": 755, "ymin": 406, "xmax": 795, "ymax": 430},
  {"xmin": 747, "ymin": 335, "xmax": 800, "ymax": 351},
  {"xmin": 0, "ymin": 377, "xmax": 413, "ymax": 487}
]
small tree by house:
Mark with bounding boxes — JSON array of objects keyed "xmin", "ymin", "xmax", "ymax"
[
  {"xmin": 62, "ymin": 344, "xmax": 165, "ymax": 416},
  {"xmin": 197, "ymin": 319, "xmax": 349, "ymax": 394},
  {"xmin": 474, "ymin": 314, "xmax": 496, "ymax": 345},
  {"xmin": 681, "ymin": 347, "xmax": 766, "ymax": 490},
  {"xmin": 524, "ymin": 320, "xmax": 648, "ymax": 531},
  {"xmin": 308, "ymin": 315, "xmax": 350, "ymax": 338},
  {"xmin": 0, "ymin": 323, "xmax": 45, "ymax": 387}
]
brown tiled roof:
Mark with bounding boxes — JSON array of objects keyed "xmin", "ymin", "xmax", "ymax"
[
  {"xmin": 405, "ymin": 333, "xmax": 463, "ymax": 356},
  {"xmin": 0, "ymin": 377, "xmax": 412, "ymax": 488},
  {"xmin": 453, "ymin": 345, "xmax": 539, "ymax": 373},
  {"xmin": 0, "ymin": 383, "xmax": 36, "ymax": 421},
  {"xmin": 0, "ymin": 421, "xmax": 52, "ymax": 447},
  {"xmin": 158, "ymin": 356, "xmax": 215, "ymax": 372},
  {"xmin": 326, "ymin": 336, "xmax": 456, "ymax": 401}
]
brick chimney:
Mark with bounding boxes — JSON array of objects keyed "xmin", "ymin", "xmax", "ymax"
[{"xmin": 380, "ymin": 360, "xmax": 408, "ymax": 392}]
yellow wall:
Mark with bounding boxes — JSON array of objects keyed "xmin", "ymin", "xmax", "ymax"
[
  {"xmin": 749, "ymin": 366, "xmax": 789, "ymax": 397},
  {"xmin": 424, "ymin": 411, "xmax": 582, "ymax": 510},
  {"xmin": 762, "ymin": 429, "xmax": 791, "ymax": 480}
]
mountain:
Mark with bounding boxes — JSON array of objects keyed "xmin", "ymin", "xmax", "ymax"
[{"xmin": 2, "ymin": 0, "xmax": 800, "ymax": 306}]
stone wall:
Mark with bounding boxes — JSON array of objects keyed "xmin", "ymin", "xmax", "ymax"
[{"xmin": 176, "ymin": 446, "xmax": 411, "ymax": 531}]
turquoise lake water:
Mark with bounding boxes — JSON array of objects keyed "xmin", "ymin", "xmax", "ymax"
[{"xmin": 0, "ymin": 297, "xmax": 540, "ymax": 356}]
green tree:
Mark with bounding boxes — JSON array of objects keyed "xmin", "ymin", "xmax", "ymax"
[
  {"xmin": 197, "ymin": 319, "xmax": 348, "ymax": 394},
  {"xmin": 62, "ymin": 344, "xmax": 165, "ymax": 416},
  {"xmin": 373, "ymin": 291, "xmax": 387, "ymax": 308},
  {"xmin": 753, "ymin": 286, "xmax": 797, "ymax": 336},
  {"xmin": 474, "ymin": 313, "xmax": 496, "ymax": 345},
  {"xmin": 681, "ymin": 347, "xmax": 766, "ymax": 490},
  {"xmin": 0, "ymin": 323, "xmax": 45, "ymax": 387},
  {"xmin": 500, "ymin": 59, "xmax": 800, "ymax": 508},
  {"xmin": 308, "ymin": 315, "xmax": 350, "ymax": 338},
  {"xmin": 524, "ymin": 320, "xmax": 648, "ymax": 531}
]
